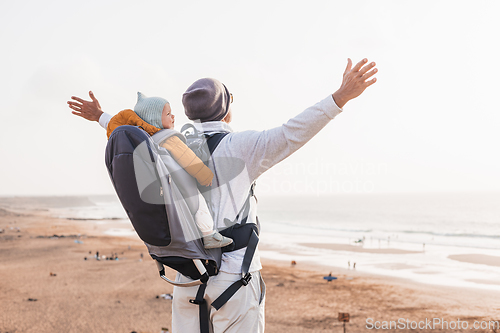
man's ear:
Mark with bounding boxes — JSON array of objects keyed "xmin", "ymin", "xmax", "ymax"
[{"xmin": 222, "ymin": 109, "xmax": 232, "ymax": 124}]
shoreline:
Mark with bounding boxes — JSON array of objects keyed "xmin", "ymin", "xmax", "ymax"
[
  {"xmin": 7, "ymin": 195, "xmax": 500, "ymax": 289},
  {"xmin": 259, "ymin": 245, "xmax": 500, "ymax": 304},
  {"xmin": 299, "ymin": 242, "xmax": 423, "ymax": 254},
  {"xmin": 2, "ymin": 198, "xmax": 500, "ymax": 332},
  {"xmin": 258, "ymin": 229, "xmax": 500, "ymax": 292}
]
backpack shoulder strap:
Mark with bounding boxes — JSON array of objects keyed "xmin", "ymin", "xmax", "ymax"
[
  {"xmin": 220, "ymin": 182, "xmax": 256, "ymax": 231},
  {"xmin": 205, "ymin": 132, "xmax": 229, "ymax": 154},
  {"xmin": 197, "ymin": 132, "xmax": 230, "ymax": 206}
]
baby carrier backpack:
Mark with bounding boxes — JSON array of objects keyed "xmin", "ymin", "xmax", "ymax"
[{"xmin": 105, "ymin": 125, "xmax": 259, "ymax": 333}]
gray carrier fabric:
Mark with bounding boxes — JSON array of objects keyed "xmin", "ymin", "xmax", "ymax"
[
  {"xmin": 105, "ymin": 125, "xmax": 220, "ymax": 267},
  {"xmin": 145, "ymin": 129, "xmax": 220, "ymax": 265}
]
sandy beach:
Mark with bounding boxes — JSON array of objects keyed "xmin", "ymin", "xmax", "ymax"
[{"xmin": 1, "ymin": 197, "xmax": 500, "ymax": 333}]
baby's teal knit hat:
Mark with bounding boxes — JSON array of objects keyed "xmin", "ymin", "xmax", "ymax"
[{"xmin": 133, "ymin": 92, "xmax": 169, "ymax": 129}]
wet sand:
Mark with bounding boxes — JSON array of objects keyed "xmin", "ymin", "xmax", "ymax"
[
  {"xmin": 1, "ymin": 198, "xmax": 500, "ymax": 332},
  {"xmin": 449, "ymin": 254, "xmax": 500, "ymax": 268}
]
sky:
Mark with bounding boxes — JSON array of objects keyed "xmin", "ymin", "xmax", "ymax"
[{"xmin": 0, "ymin": 0, "xmax": 499, "ymax": 196}]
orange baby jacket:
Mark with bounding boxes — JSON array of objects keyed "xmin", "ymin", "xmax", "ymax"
[{"xmin": 106, "ymin": 109, "xmax": 213, "ymax": 186}]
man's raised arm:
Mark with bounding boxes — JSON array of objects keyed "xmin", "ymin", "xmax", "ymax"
[
  {"xmin": 226, "ymin": 58, "xmax": 378, "ymax": 181},
  {"xmin": 67, "ymin": 91, "xmax": 112, "ymax": 129}
]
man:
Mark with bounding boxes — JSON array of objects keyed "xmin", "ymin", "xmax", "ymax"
[{"xmin": 68, "ymin": 58, "xmax": 377, "ymax": 332}]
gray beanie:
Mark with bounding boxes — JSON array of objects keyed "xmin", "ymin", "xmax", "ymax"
[
  {"xmin": 134, "ymin": 92, "xmax": 169, "ymax": 129},
  {"xmin": 182, "ymin": 78, "xmax": 231, "ymax": 122}
]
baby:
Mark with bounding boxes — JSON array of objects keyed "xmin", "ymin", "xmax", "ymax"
[{"xmin": 107, "ymin": 92, "xmax": 232, "ymax": 249}]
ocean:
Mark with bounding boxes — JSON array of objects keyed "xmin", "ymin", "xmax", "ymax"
[{"xmin": 46, "ymin": 192, "xmax": 500, "ymax": 291}]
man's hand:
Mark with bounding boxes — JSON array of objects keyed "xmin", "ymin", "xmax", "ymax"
[
  {"xmin": 332, "ymin": 58, "xmax": 378, "ymax": 109},
  {"xmin": 67, "ymin": 91, "xmax": 103, "ymax": 122}
]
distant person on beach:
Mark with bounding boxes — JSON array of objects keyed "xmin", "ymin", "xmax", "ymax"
[{"xmin": 68, "ymin": 57, "xmax": 377, "ymax": 333}]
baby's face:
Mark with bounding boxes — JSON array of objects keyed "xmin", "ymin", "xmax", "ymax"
[{"xmin": 161, "ymin": 103, "xmax": 175, "ymax": 129}]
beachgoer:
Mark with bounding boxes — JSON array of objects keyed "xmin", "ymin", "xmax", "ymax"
[{"xmin": 68, "ymin": 57, "xmax": 377, "ymax": 332}]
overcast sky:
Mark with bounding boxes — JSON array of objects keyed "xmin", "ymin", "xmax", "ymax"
[{"xmin": 0, "ymin": 0, "xmax": 499, "ymax": 196}]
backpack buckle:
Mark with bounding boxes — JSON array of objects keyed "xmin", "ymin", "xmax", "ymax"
[
  {"xmin": 241, "ymin": 273, "xmax": 252, "ymax": 286},
  {"xmin": 189, "ymin": 298, "xmax": 206, "ymax": 305}
]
